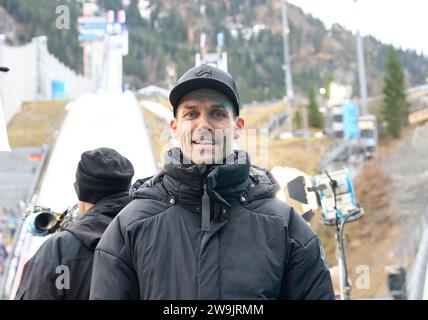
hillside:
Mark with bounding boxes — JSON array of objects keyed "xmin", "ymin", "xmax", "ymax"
[
  {"xmin": 1, "ymin": 0, "xmax": 428, "ymax": 104},
  {"xmin": 0, "ymin": 0, "xmax": 83, "ymax": 70},
  {"xmin": 7, "ymin": 100, "xmax": 69, "ymax": 148}
]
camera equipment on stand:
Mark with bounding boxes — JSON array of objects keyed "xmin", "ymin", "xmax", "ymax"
[
  {"xmin": 287, "ymin": 169, "xmax": 364, "ymax": 300},
  {"xmin": 22, "ymin": 204, "xmax": 79, "ymax": 237}
]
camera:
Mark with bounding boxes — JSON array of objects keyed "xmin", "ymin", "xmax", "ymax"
[
  {"xmin": 287, "ymin": 169, "xmax": 364, "ymax": 225},
  {"xmin": 286, "ymin": 169, "xmax": 364, "ymax": 300},
  {"xmin": 22, "ymin": 205, "xmax": 78, "ymax": 237}
]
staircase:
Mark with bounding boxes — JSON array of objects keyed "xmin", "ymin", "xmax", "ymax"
[{"xmin": 0, "ymin": 147, "xmax": 42, "ymax": 212}]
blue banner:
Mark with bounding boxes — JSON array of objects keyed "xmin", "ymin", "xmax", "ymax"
[
  {"xmin": 51, "ymin": 80, "xmax": 67, "ymax": 100},
  {"xmin": 78, "ymin": 22, "xmax": 107, "ymax": 41},
  {"xmin": 217, "ymin": 32, "xmax": 224, "ymax": 48},
  {"xmin": 343, "ymin": 100, "xmax": 360, "ymax": 138}
]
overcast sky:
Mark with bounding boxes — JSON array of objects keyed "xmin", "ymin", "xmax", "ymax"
[{"xmin": 288, "ymin": 0, "xmax": 428, "ymax": 56}]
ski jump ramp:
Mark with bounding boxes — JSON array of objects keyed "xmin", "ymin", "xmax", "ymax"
[{"xmin": 38, "ymin": 90, "xmax": 157, "ymax": 212}]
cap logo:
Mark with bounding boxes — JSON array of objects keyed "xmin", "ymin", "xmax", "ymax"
[{"xmin": 195, "ymin": 67, "xmax": 212, "ymax": 78}]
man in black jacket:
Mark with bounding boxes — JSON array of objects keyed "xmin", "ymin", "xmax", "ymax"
[
  {"xmin": 15, "ymin": 147, "xmax": 134, "ymax": 300},
  {"xmin": 90, "ymin": 65, "xmax": 335, "ymax": 300}
]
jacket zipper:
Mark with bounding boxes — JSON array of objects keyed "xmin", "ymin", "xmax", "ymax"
[{"xmin": 201, "ymin": 179, "xmax": 211, "ymax": 232}]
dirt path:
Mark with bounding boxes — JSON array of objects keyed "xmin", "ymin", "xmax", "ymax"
[
  {"xmin": 382, "ymin": 124, "xmax": 428, "ymax": 267},
  {"xmin": 343, "ymin": 123, "xmax": 428, "ymax": 298}
]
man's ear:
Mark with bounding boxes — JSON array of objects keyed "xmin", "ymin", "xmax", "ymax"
[
  {"xmin": 234, "ymin": 116, "xmax": 245, "ymax": 139},
  {"xmin": 170, "ymin": 118, "xmax": 178, "ymax": 138}
]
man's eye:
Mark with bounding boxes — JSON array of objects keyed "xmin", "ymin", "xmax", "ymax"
[
  {"xmin": 184, "ymin": 111, "xmax": 197, "ymax": 118},
  {"xmin": 213, "ymin": 111, "xmax": 227, "ymax": 118}
]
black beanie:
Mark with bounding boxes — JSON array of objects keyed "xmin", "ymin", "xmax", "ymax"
[{"xmin": 74, "ymin": 148, "xmax": 135, "ymax": 204}]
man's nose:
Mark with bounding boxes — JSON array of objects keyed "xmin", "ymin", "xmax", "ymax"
[{"xmin": 195, "ymin": 112, "xmax": 212, "ymax": 130}]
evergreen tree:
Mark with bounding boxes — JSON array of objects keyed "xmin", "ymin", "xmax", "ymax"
[
  {"xmin": 307, "ymin": 88, "xmax": 322, "ymax": 128},
  {"xmin": 0, "ymin": 0, "xmax": 83, "ymax": 71},
  {"xmin": 382, "ymin": 46, "xmax": 409, "ymax": 138},
  {"xmin": 323, "ymin": 74, "xmax": 334, "ymax": 100},
  {"xmin": 293, "ymin": 109, "xmax": 303, "ymax": 129},
  {"xmin": 100, "ymin": 0, "xmax": 123, "ymax": 11}
]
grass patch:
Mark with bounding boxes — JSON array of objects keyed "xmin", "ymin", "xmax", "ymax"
[
  {"xmin": 7, "ymin": 100, "xmax": 69, "ymax": 148},
  {"xmin": 241, "ymin": 102, "xmax": 285, "ymax": 129},
  {"xmin": 140, "ymin": 105, "xmax": 170, "ymax": 169}
]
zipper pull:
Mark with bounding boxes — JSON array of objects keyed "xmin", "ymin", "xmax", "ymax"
[{"xmin": 202, "ymin": 181, "xmax": 211, "ymax": 231}]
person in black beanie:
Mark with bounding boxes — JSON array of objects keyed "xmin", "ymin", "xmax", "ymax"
[
  {"xmin": 74, "ymin": 148, "xmax": 135, "ymax": 215},
  {"xmin": 15, "ymin": 147, "xmax": 134, "ymax": 300}
]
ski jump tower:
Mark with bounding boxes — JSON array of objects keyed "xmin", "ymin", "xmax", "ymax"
[
  {"xmin": 195, "ymin": 32, "xmax": 228, "ymax": 72},
  {"xmin": 78, "ymin": 2, "xmax": 128, "ymax": 93}
]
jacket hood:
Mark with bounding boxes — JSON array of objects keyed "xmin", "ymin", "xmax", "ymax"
[
  {"xmin": 66, "ymin": 192, "xmax": 132, "ymax": 250},
  {"xmin": 130, "ymin": 148, "xmax": 280, "ymax": 211}
]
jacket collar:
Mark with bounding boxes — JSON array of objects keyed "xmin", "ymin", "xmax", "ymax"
[
  {"xmin": 131, "ymin": 148, "xmax": 281, "ymax": 213},
  {"xmin": 162, "ymin": 148, "xmax": 251, "ymax": 208}
]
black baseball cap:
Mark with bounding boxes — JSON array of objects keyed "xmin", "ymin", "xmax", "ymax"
[{"xmin": 169, "ymin": 64, "xmax": 240, "ymax": 117}]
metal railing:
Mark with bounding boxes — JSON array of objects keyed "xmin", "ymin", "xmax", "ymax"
[{"xmin": 408, "ymin": 228, "xmax": 428, "ymax": 300}]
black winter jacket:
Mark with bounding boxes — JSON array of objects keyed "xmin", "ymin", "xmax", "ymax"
[
  {"xmin": 15, "ymin": 192, "xmax": 132, "ymax": 300},
  {"xmin": 90, "ymin": 149, "xmax": 334, "ymax": 300}
]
